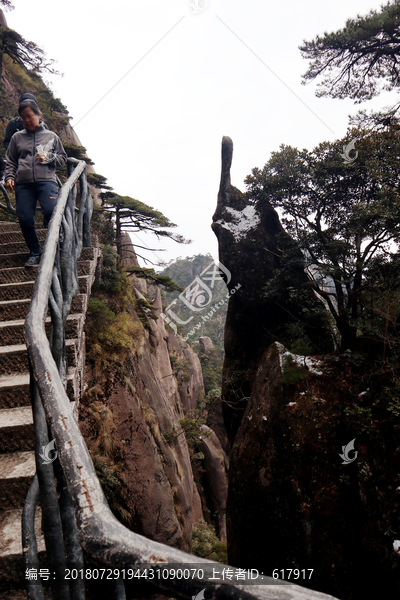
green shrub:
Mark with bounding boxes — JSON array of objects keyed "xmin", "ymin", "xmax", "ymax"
[
  {"xmin": 99, "ymin": 245, "xmax": 127, "ymax": 296},
  {"xmin": 383, "ymin": 379, "xmax": 400, "ymax": 418},
  {"xmin": 87, "ymin": 295, "xmax": 142, "ymax": 383},
  {"xmin": 92, "ymin": 206, "xmax": 114, "ymax": 245},
  {"xmin": 135, "ymin": 296, "xmax": 158, "ymax": 328},
  {"xmin": 191, "ymin": 521, "xmax": 228, "ymax": 563},
  {"xmin": 289, "ymin": 338, "xmax": 312, "ymax": 356},
  {"xmin": 164, "ymin": 427, "xmax": 178, "ymax": 445},
  {"xmin": 344, "ymin": 404, "xmax": 373, "ymax": 434},
  {"xmin": 281, "ymin": 355, "xmax": 308, "ymax": 384},
  {"xmin": 92, "ymin": 455, "xmax": 133, "ymax": 527},
  {"xmin": 197, "ymin": 348, "xmax": 224, "ymax": 395},
  {"xmin": 179, "ymin": 416, "xmax": 206, "ymax": 449}
]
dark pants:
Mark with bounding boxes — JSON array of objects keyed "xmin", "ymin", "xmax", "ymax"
[{"xmin": 15, "ymin": 181, "xmax": 58, "ymax": 255}]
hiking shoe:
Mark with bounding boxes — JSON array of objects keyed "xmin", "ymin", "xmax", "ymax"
[{"xmin": 25, "ymin": 254, "xmax": 41, "ymax": 268}]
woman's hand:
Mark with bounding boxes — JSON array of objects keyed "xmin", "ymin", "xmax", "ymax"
[
  {"xmin": 6, "ymin": 179, "xmax": 14, "ymax": 192},
  {"xmin": 36, "ymin": 152, "xmax": 47, "ymax": 163}
]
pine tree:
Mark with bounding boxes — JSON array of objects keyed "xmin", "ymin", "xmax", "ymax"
[
  {"xmin": 300, "ymin": 1, "xmax": 400, "ymax": 102},
  {"xmin": 0, "ymin": 1, "xmax": 58, "ymax": 80},
  {"xmin": 245, "ymin": 123, "xmax": 400, "ymax": 350},
  {"xmin": 99, "ymin": 193, "xmax": 190, "ymax": 263}
]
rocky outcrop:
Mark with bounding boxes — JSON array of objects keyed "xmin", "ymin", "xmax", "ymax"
[
  {"xmin": 0, "ymin": 9, "xmax": 7, "ymax": 27},
  {"xmin": 167, "ymin": 331, "xmax": 204, "ymax": 413},
  {"xmin": 211, "ymin": 136, "xmax": 331, "ymax": 443},
  {"xmin": 125, "ymin": 240, "xmax": 204, "ymax": 414},
  {"xmin": 206, "ymin": 395, "xmax": 230, "ymax": 461},
  {"xmin": 120, "ymin": 231, "xmax": 203, "ymax": 412},
  {"xmin": 88, "ymin": 333, "xmax": 203, "ymax": 550},
  {"xmin": 199, "ymin": 336, "xmax": 213, "ymax": 353},
  {"xmin": 226, "ymin": 342, "xmax": 400, "ymax": 599},
  {"xmin": 120, "ymin": 232, "xmax": 141, "ymax": 267},
  {"xmin": 199, "ymin": 425, "xmax": 228, "ymax": 542}
]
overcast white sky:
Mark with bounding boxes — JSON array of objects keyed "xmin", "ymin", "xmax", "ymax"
[{"xmin": 5, "ymin": 0, "xmax": 394, "ymax": 268}]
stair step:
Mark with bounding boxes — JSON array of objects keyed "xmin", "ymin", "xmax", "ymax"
[
  {"xmin": 0, "ymin": 221, "xmax": 20, "ymax": 233},
  {"xmin": 0, "ymin": 406, "xmax": 34, "ymax": 452},
  {"xmin": 0, "ymin": 252, "xmax": 29, "ymax": 269},
  {"xmin": 0, "ymin": 260, "xmax": 92, "ymax": 285},
  {"xmin": 0, "ymin": 313, "xmax": 84, "ymax": 347},
  {"xmin": 0, "ymin": 221, "xmax": 98, "ymax": 592},
  {"xmin": 0, "ymin": 294, "xmax": 87, "ymax": 322},
  {"xmin": 0, "ymin": 221, "xmax": 42, "ymax": 233},
  {"xmin": 0, "ymin": 275, "xmax": 90, "ymax": 302},
  {"xmin": 0, "ymin": 230, "xmax": 47, "ymax": 246},
  {"xmin": 0, "ymin": 507, "xmax": 45, "ymax": 587},
  {"xmin": 0, "ymin": 451, "xmax": 35, "ymax": 509},
  {"xmin": 0, "ymin": 246, "xmax": 95, "ymax": 269},
  {"xmin": 0, "ymin": 369, "xmax": 76, "ymax": 409},
  {"xmin": 0, "ymin": 339, "xmax": 77, "ymax": 377},
  {"xmin": 0, "ymin": 241, "xmax": 46, "ymax": 255},
  {"xmin": 0, "ymin": 402, "xmax": 75, "ymax": 453}
]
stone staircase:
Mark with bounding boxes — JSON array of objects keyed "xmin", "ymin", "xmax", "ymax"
[{"xmin": 0, "ymin": 220, "xmax": 99, "ymax": 595}]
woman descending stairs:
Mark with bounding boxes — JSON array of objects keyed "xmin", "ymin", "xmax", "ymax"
[{"xmin": 0, "ymin": 220, "xmax": 99, "ymax": 596}]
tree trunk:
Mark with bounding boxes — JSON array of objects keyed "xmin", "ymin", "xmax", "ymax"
[
  {"xmin": 116, "ymin": 208, "xmax": 122, "ymax": 260},
  {"xmin": 338, "ymin": 319, "xmax": 357, "ymax": 351},
  {"xmin": 0, "ymin": 44, "xmax": 3, "ymax": 81}
]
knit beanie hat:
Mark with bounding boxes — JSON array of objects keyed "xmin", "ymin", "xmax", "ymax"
[{"xmin": 19, "ymin": 93, "xmax": 38, "ymax": 105}]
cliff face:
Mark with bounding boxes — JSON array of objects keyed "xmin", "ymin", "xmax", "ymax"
[
  {"xmin": 212, "ymin": 138, "xmax": 400, "ymax": 600},
  {"xmin": 166, "ymin": 331, "xmax": 204, "ymax": 413},
  {"xmin": 120, "ymin": 233, "xmax": 205, "ymax": 414},
  {"xmin": 92, "ymin": 330, "xmax": 204, "ymax": 550},
  {"xmin": 80, "ymin": 233, "xmax": 205, "ymax": 551}
]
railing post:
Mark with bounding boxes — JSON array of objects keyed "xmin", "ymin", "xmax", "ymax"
[
  {"xmin": 0, "ymin": 182, "xmax": 16, "ymax": 215},
  {"xmin": 30, "ymin": 378, "xmax": 70, "ymax": 600},
  {"xmin": 22, "ymin": 474, "xmax": 44, "ymax": 600}
]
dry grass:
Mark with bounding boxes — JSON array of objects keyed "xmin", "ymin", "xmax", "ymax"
[
  {"xmin": 142, "ymin": 404, "xmax": 162, "ymax": 443},
  {"xmin": 88, "ymin": 401, "xmax": 116, "ymax": 457}
]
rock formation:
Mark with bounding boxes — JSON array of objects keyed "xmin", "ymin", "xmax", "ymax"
[
  {"xmin": 199, "ymin": 336, "xmax": 213, "ymax": 353},
  {"xmin": 0, "ymin": 9, "xmax": 7, "ymax": 28},
  {"xmin": 226, "ymin": 342, "xmax": 400, "ymax": 599},
  {"xmin": 80, "ymin": 235, "xmax": 205, "ymax": 551},
  {"xmin": 211, "ymin": 136, "xmax": 331, "ymax": 443},
  {"xmin": 199, "ymin": 425, "xmax": 228, "ymax": 542},
  {"xmin": 206, "ymin": 395, "xmax": 230, "ymax": 461},
  {"xmin": 167, "ymin": 331, "xmax": 204, "ymax": 413}
]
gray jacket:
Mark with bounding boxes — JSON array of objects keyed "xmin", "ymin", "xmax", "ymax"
[{"xmin": 5, "ymin": 123, "xmax": 67, "ymax": 184}]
